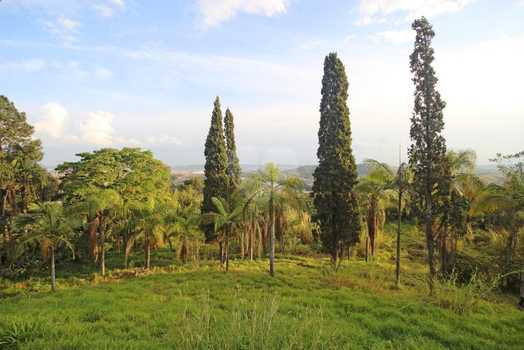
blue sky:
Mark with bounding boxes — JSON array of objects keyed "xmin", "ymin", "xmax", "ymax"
[{"xmin": 1, "ymin": 0, "xmax": 523, "ymax": 167}]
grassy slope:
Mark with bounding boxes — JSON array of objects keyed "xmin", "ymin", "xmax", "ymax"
[{"xmin": 1, "ymin": 255, "xmax": 523, "ymax": 350}]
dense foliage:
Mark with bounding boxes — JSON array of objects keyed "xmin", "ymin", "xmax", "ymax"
[
  {"xmin": 201, "ymin": 97, "xmax": 229, "ymax": 243},
  {"xmin": 408, "ymin": 17, "xmax": 448, "ymax": 291},
  {"xmin": 312, "ymin": 53, "xmax": 361, "ymax": 267},
  {"xmin": 0, "ymin": 19, "xmax": 522, "ymax": 322}
]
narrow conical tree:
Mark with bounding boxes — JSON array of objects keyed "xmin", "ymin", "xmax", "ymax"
[
  {"xmin": 408, "ymin": 17, "xmax": 447, "ymax": 293},
  {"xmin": 224, "ymin": 108, "xmax": 241, "ymax": 193},
  {"xmin": 312, "ymin": 53, "xmax": 361, "ymax": 268},
  {"xmin": 202, "ymin": 97, "xmax": 228, "ymax": 243}
]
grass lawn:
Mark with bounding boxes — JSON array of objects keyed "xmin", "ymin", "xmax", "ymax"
[{"xmin": 1, "ymin": 255, "xmax": 523, "ymax": 350}]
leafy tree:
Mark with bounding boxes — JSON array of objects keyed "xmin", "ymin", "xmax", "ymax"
[
  {"xmin": 56, "ymin": 148, "xmax": 172, "ymax": 263},
  {"xmin": 80, "ymin": 189, "xmax": 123, "ymax": 276},
  {"xmin": 472, "ymin": 151, "xmax": 524, "ymax": 282},
  {"xmin": 312, "ymin": 53, "xmax": 361, "ymax": 268},
  {"xmin": 438, "ymin": 150, "xmax": 478, "ymax": 274},
  {"xmin": 166, "ymin": 206, "xmax": 203, "ymax": 263},
  {"xmin": 224, "ymin": 108, "xmax": 241, "ymax": 193},
  {"xmin": 202, "ymin": 97, "xmax": 228, "ymax": 245},
  {"xmin": 395, "ymin": 162, "xmax": 409, "ymax": 286},
  {"xmin": 408, "ymin": 17, "xmax": 447, "ymax": 292},
  {"xmin": 356, "ymin": 160, "xmax": 395, "ymax": 259},
  {"xmin": 0, "ymin": 96, "xmax": 43, "ymax": 264},
  {"xmin": 135, "ymin": 199, "xmax": 166, "ymax": 270},
  {"xmin": 14, "ymin": 202, "xmax": 75, "ymax": 291},
  {"xmin": 209, "ymin": 196, "xmax": 244, "ymax": 272}
]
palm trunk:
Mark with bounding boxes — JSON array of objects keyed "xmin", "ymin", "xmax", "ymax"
[
  {"xmin": 101, "ymin": 228, "xmax": 106, "ymax": 276},
  {"xmin": 240, "ymin": 230, "xmax": 244, "ymax": 260},
  {"xmin": 225, "ymin": 227, "xmax": 230, "ymax": 272},
  {"xmin": 144, "ymin": 231, "xmax": 151, "ymax": 269},
  {"xmin": 365, "ymin": 236, "xmax": 369, "ymax": 263},
  {"xmin": 396, "ymin": 189, "xmax": 402, "ymax": 287},
  {"xmin": 124, "ymin": 235, "xmax": 135, "ymax": 269},
  {"xmin": 440, "ymin": 226, "xmax": 448, "ymax": 275},
  {"xmin": 219, "ymin": 241, "xmax": 224, "ymax": 265},
  {"xmin": 249, "ymin": 219, "xmax": 254, "ymax": 261},
  {"xmin": 506, "ymin": 226, "xmax": 518, "ymax": 271},
  {"xmin": 269, "ymin": 191, "xmax": 275, "ymax": 277},
  {"xmin": 50, "ymin": 246, "xmax": 56, "ymax": 292},
  {"xmin": 425, "ymin": 197, "xmax": 435, "ymax": 294}
]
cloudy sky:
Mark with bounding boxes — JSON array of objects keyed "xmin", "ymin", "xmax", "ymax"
[{"xmin": 1, "ymin": 0, "xmax": 523, "ymax": 167}]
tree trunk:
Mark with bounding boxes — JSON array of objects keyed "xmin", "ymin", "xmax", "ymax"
[
  {"xmin": 219, "ymin": 241, "xmax": 224, "ymax": 265},
  {"xmin": 87, "ymin": 216, "xmax": 100, "ymax": 262},
  {"xmin": 365, "ymin": 236, "xmax": 369, "ymax": 263},
  {"xmin": 249, "ymin": 219, "xmax": 254, "ymax": 261},
  {"xmin": 50, "ymin": 246, "xmax": 56, "ymax": 292},
  {"xmin": 257, "ymin": 221, "xmax": 263, "ymax": 259},
  {"xmin": 396, "ymin": 190, "xmax": 402, "ymax": 287},
  {"xmin": 269, "ymin": 191, "xmax": 275, "ymax": 277},
  {"xmin": 425, "ymin": 199, "xmax": 436, "ymax": 294},
  {"xmin": 100, "ymin": 228, "xmax": 106, "ymax": 277},
  {"xmin": 440, "ymin": 226, "xmax": 448, "ymax": 275},
  {"xmin": 144, "ymin": 231, "xmax": 151, "ymax": 269},
  {"xmin": 225, "ymin": 227, "xmax": 230, "ymax": 272},
  {"xmin": 506, "ymin": 226, "xmax": 518, "ymax": 270},
  {"xmin": 124, "ymin": 235, "xmax": 135, "ymax": 269},
  {"xmin": 240, "ymin": 230, "xmax": 244, "ymax": 260}
]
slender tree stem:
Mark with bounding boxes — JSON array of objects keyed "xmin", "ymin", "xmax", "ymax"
[
  {"xmin": 396, "ymin": 190, "xmax": 402, "ymax": 286},
  {"xmin": 50, "ymin": 246, "xmax": 56, "ymax": 292}
]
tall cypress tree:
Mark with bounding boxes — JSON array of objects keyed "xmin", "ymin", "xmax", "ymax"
[
  {"xmin": 312, "ymin": 53, "xmax": 361, "ymax": 267},
  {"xmin": 224, "ymin": 108, "xmax": 241, "ymax": 193},
  {"xmin": 202, "ymin": 97, "xmax": 228, "ymax": 242},
  {"xmin": 408, "ymin": 17, "xmax": 447, "ymax": 292}
]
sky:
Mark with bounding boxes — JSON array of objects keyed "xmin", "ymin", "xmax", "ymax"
[{"xmin": 1, "ymin": 0, "xmax": 523, "ymax": 168}]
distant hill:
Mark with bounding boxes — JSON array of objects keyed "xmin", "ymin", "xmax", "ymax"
[
  {"xmin": 172, "ymin": 163, "xmax": 503, "ymax": 188},
  {"xmin": 282, "ymin": 164, "xmax": 373, "ymax": 189},
  {"xmin": 171, "ymin": 164, "xmax": 300, "ymax": 173},
  {"xmin": 282, "ymin": 163, "xmax": 503, "ymax": 189}
]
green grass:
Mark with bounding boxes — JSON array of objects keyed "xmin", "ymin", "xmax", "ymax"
[{"xmin": 1, "ymin": 256, "xmax": 523, "ymax": 350}]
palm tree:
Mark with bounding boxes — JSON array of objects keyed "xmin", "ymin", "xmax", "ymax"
[
  {"xmin": 356, "ymin": 160, "xmax": 396, "ymax": 260},
  {"xmin": 114, "ymin": 199, "xmax": 143, "ymax": 268},
  {"xmin": 76, "ymin": 189, "xmax": 122, "ymax": 276},
  {"xmin": 208, "ymin": 196, "xmax": 244, "ymax": 272},
  {"xmin": 14, "ymin": 202, "xmax": 75, "ymax": 291},
  {"xmin": 134, "ymin": 199, "xmax": 168, "ymax": 270},
  {"xmin": 247, "ymin": 164, "xmax": 307, "ymax": 276},
  {"xmin": 438, "ymin": 150, "xmax": 479, "ymax": 273},
  {"xmin": 395, "ymin": 162, "xmax": 409, "ymax": 286},
  {"xmin": 165, "ymin": 205, "xmax": 203, "ymax": 263},
  {"xmin": 472, "ymin": 180, "xmax": 524, "ymax": 275}
]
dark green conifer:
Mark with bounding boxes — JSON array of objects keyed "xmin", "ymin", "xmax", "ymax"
[
  {"xmin": 408, "ymin": 17, "xmax": 447, "ymax": 292},
  {"xmin": 202, "ymin": 97, "xmax": 228, "ymax": 242},
  {"xmin": 224, "ymin": 108, "xmax": 241, "ymax": 193},
  {"xmin": 312, "ymin": 53, "xmax": 361, "ymax": 267}
]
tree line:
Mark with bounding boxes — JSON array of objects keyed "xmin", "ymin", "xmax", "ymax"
[{"xmin": 0, "ymin": 17, "xmax": 522, "ymax": 299}]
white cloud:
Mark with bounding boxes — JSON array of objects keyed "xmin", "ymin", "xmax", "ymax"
[
  {"xmin": 34, "ymin": 103, "xmax": 70, "ymax": 139},
  {"xmin": 110, "ymin": 0, "xmax": 125, "ymax": 9},
  {"xmin": 80, "ymin": 111, "xmax": 116, "ymax": 146},
  {"xmin": 94, "ymin": 67, "xmax": 114, "ymax": 79},
  {"xmin": 32, "ymin": 104, "xmax": 174, "ymax": 148},
  {"xmin": 44, "ymin": 15, "xmax": 80, "ymax": 44},
  {"xmin": 0, "ymin": 59, "xmax": 47, "ymax": 73},
  {"xmin": 355, "ymin": 0, "xmax": 475, "ymax": 25},
  {"xmin": 371, "ymin": 29, "xmax": 413, "ymax": 44},
  {"xmin": 145, "ymin": 135, "xmax": 182, "ymax": 146},
  {"xmin": 198, "ymin": 0, "xmax": 288, "ymax": 28},
  {"xmin": 93, "ymin": 4, "xmax": 116, "ymax": 17},
  {"xmin": 93, "ymin": 0, "xmax": 125, "ymax": 17}
]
